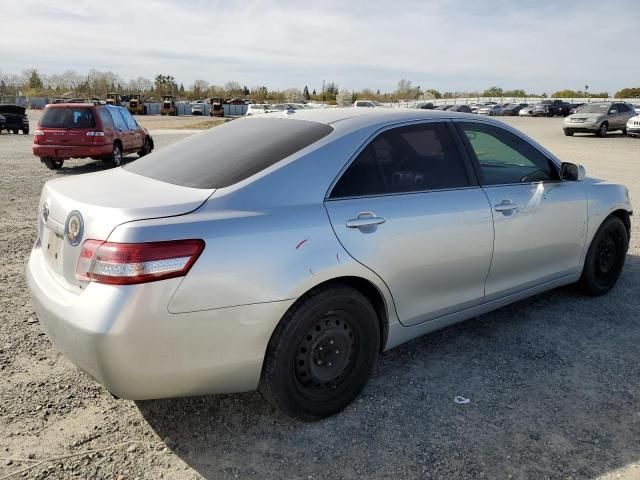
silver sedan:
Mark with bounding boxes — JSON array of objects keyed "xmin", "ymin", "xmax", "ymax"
[{"xmin": 27, "ymin": 108, "xmax": 632, "ymax": 420}]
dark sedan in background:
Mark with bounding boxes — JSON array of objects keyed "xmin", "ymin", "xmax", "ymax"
[
  {"xmin": 0, "ymin": 104, "xmax": 29, "ymax": 134},
  {"xmin": 502, "ymin": 103, "xmax": 529, "ymax": 116}
]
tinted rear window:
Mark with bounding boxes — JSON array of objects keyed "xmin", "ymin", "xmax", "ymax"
[
  {"xmin": 40, "ymin": 107, "xmax": 96, "ymax": 129},
  {"xmin": 125, "ymin": 117, "xmax": 333, "ymax": 189}
]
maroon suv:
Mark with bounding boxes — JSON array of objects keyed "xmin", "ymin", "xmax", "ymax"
[{"xmin": 33, "ymin": 103, "xmax": 154, "ymax": 170}]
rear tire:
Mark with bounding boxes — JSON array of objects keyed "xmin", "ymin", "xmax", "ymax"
[
  {"xmin": 596, "ymin": 122, "xmax": 608, "ymax": 137},
  {"xmin": 23, "ymin": 128, "xmax": 29, "ymax": 135},
  {"xmin": 43, "ymin": 158, "xmax": 63, "ymax": 170},
  {"xmin": 579, "ymin": 216, "xmax": 628, "ymax": 296},
  {"xmin": 111, "ymin": 143, "xmax": 123, "ymax": 167},
  {"xmin": 621, "ymin": 128, "xmax": 627, "ymax": 136},
  {"xmin": 260, "ymin": 285, "xmax": 380, "ymax": 421}
]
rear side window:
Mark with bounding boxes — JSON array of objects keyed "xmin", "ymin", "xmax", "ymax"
[
  {"xmin": 330, "ymin": 122, "xmax": 470, "ymax": 198},
  {"xmin": 108, "ymin": 107, "xmax": 128, "ymax": 131},
  {"xmin": 119, "ymin": 108, "xmax": 139, "ymax": 130},
  {"xmin": 125, "ymin": 117, "xmax": 333, "ymax": 188},
  {"xmin": 98, "ymin": 109, "xmax": 113, "ymax": 129},
  {"xmin": 40, "ymin": 107, "xmax": 96, "ymax": 129}
]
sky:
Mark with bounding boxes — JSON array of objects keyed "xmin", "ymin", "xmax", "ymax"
[{"xmin": 1, "ymin": 0, "xmax": 638, "ymax": 94}]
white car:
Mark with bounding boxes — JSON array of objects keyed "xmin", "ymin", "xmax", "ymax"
[
  {"xmin": 477, "ymin": 104, "xmax": 503, "ymax": 116},
  {"xmin": 627, "ymin": 113, "xmax": 640, "ymax": 137},
  {"xmin": 519, "ymin": 105, "xmax": 536, "ymax": 116},
  {"xmin": 245, "ymin": 104, "xmax": 273, "ymax": 116},
  {"xmin": 354, "ymin": 100, "xmax": 383, "ymax": 108}
]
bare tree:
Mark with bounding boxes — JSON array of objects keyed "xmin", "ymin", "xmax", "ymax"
[{"xmin": 336, "ymin": 88, "xmax": 352, "ymax": 106}]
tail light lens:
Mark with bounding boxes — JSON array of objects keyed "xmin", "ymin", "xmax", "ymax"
[
  {"xmin": 75, "ymin": 239, "xmax": 204, "ymax": 285},
  {"xmin": 34, "ymin": 130, "xmax": 44, "ymax": 144}
]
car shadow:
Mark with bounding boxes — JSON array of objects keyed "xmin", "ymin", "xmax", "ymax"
[
  {"xmin": 137, "ymin": 254, "xmax": 640, "ymax": 479},
  {"xmin": 53, "ymin": 156, "xmax": 138, "ymax": 176}
]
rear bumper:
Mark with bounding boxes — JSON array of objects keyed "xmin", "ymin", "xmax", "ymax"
[
  {"xmin": 27, "ymin": 242, "xmax": 293, "ymax": 399},
  {"xmin": 32, "ymin": 143, "xmax": 113, "ymax": 160}
]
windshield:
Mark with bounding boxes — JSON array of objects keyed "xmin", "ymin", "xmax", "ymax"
[
  {"xmin": 125, "ymin": 117, "xmax": 333, "ymax": 189},
  {"xmin": 40, "ymin": 107, "xmax": 96, "ymax": 129},
  {"xmin": 578, "ymin": 103, "xmax": 611, "ymax": 114}
]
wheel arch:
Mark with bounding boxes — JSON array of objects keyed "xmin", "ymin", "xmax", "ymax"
[
  {"xmin": 610, "ymin": 208, "xmax": 632, "ymax": 240},
  {"xmin": 279, "ymin": 276, "xmax": 390, "ymax": 352}
]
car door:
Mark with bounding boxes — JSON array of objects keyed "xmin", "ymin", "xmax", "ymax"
[
  {"xmin": 325, "ymin": 121, "xmax": 494, "ymax": 326},
  {"xmin": 108, "ymin": 106, "xmax": 131, "ymax": 151},
  {"xmin": 120, "ymin": 108, "xmax": 144, "ymax": 151},
  {"xmin": 454, "ymin": 120, "xmax": 588, "ymax": 300}
]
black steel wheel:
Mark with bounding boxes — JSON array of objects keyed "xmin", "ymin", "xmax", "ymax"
[
  {"xmin": 579, "ymin": 216, "xmax": 628, "ymax": 296},
  {"xmin": 260, "ymin": 285, "xmax": 380, "ymax": 420}
]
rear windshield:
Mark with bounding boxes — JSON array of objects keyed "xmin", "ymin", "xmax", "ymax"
[
  {"xmin": 125, "ymin": 117, "xmax": 333, "ymax": 189},
  {"xmin": 40, "ymin": 107, "xmax": 96, "ymax": 129}
]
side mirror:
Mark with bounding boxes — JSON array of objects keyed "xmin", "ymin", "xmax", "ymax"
[{"xmin": 560, "ymin": 162, "xmax": 586, "ymax": 182}]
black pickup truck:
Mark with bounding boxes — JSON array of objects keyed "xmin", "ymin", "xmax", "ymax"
[
  {"xmin": 532, "ymin": 100, "xmax": 571, "ymax": 117},
  {"xmin": 0, "ymin": 104, "xmax": 29, "ymax": 134}
]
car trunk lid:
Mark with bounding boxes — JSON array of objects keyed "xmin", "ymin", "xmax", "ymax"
[{"xmin": 38, "ymin": 168, "xmax": 214, "ymax": 289}]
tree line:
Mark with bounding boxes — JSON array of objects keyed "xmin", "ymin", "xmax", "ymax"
[{"xmin": 0, "ymin": 69, "xmax": 636, "ymax": 104}]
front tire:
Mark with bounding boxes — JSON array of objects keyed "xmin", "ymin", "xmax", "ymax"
[
  {"xmin": 579, "ymin": 216, "xmax": 628, "ymax": 296},
  {"xmin": 138, "ymin": 137, "xmax": 152, "ymax": 157},
  {"xmin": 260, "ymin": 285, "xmax": 380, "ymax": 421},
  {"xmin": 111, "ymin": 143, "xmax": 123, "ymax": 167},
  {"xmin": 564, "ymin": 129, "xmax": 574, "ymax": 136},
  {"xmin": 596, "ymin": 122, "xmax": 608, "ymax": 137}
]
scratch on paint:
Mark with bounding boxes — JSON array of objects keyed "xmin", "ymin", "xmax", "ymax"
[
  {"xmin": 336, "ymin": 252, "xmax": 340, "ymax": 263},
  {"xmin": 309, "ymin": 268, "xmax": 315, "ymax": 276},
  {"xmin": 295, "ymin": 239, "xmax": 308, "ymax": 250}
]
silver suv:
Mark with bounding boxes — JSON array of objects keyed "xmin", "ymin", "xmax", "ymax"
[{"xmin": 563, "ymin": 102, "xmax": 636, "ymax": 137}]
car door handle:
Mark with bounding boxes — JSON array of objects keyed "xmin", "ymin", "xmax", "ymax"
[
  {"xmin": 494, "ymin": 200, "xmax": 519, "ymax": 213},
  {"xmin": 346, "ymin": 212, "xmax": 386, "ymax": 229}
]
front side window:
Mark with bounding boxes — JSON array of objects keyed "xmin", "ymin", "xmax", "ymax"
[
  {"xmin": 331, "ymin": 123, "xmax": 470, "ymax": 198},
  {"xmin": 458, "ymin": 122, "xmax": 558, "ymax": 185}
]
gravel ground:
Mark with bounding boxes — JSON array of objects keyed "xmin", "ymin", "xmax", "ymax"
[{"xmin": 0, "ymin": 117, "xmax": 639, "ymax": 480}]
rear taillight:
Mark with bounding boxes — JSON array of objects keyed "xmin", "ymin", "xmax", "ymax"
[
  {"xmin": 34, "ymin": 130, "xmax": 44, "ymax": 144},
  {"xmin": 75, "ymin": 239, "xmax": 204, "ymax": 285}
]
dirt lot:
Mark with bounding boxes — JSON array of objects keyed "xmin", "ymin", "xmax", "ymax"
[{"xmin": 1, "ymin": 116, "xmax": 639, "ymax": 480}]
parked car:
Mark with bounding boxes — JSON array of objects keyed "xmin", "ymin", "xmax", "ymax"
[
  {"xmin": 477, "ymin": 104, "xmax": 503, "ymax": 116},
  {"xmin": 0, "ymin": 104, "xmax": 29, "ymax": 134},
  {"xmin": 633, "ymin": 105, "xmax": 640, "ymax": 114},
  {"xmin": 447, "ymin": 105, "xmax": 472, "ymax": 113},
  {"xmin": 27, "ymin": 109, "xmax": 632, "ymax": 420},
  {"xmin": 245, "ymin": 104, "xmax": 276, "ymax": 116},
  {"xmin": 533, "ymin": 99, "xmax": 571, "ymax": 117},
  {"xmin": 519, "ymin": 105, "xmax": 536, "ymax": 116},
  {"xmin": 569, "ymin": 103, "xmax": 585, "ymax": 114},
  {"xmin": 190, "ymin": 101, "xmax": 205, "ymax": 115},
  {"xmin": 627, "ymin": 113, "xmax": 640, "ymax": 137},
  {"xmin": 0, "ymin": 114, "xmax": 6, "ymax": 133},
  {"xmin": 501, "ymin": 103, "xmax": 528, "ymax": 116},
  {"xmin": 354, "ymin": 100, "xmax": 383, "ymax": 108},
  {"xmin": 434, "ymin": 105, "xmax": 451, "ymax": 111},
  {"xmin": 563, "ymin": 102, "xmax": 637, "ymax": 137},
  {"xmin": 416, "ymin": 102, "xmax": 435, "ymax": 109},
  {"xmin": 32, "ymin": 103, "xmax": 154, "ymax": 170}
]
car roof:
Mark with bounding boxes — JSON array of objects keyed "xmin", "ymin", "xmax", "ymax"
[{"xmin": 274, "ymin": 107, "xmax": 481, "ymax": 131}]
